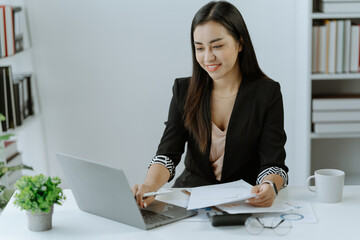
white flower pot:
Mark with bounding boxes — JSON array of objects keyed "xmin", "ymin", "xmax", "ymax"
[{"xmin": 26, "ymin": 205, "xmax": 53, "ymax": 232}]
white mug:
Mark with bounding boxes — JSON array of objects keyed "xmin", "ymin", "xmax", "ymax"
[{"xmin": 306, "ymin": 169, "xmax": 345, "ymax": 203}]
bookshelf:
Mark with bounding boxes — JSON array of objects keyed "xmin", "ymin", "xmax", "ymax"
[
  {"xmin": 0, "ymin": 0, "xmax": 45, "ymax": 189},
  {"xmin": 310, "ymin": 0, "xmax": 360, "ymax": 184}
]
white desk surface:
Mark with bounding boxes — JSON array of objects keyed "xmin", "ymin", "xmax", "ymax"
[{"xmin": 0, "ymin": 186, "xmax": 359, "ymax": 240}]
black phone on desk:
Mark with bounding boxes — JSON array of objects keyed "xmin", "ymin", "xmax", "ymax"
[{"xmin": 207, "ymin": 212, "xmax": 252, "ymax": 227}]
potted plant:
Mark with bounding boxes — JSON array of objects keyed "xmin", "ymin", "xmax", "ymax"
[{"xmin": 14, "ymin": 174, "xmax": 66, "ymax": 231}]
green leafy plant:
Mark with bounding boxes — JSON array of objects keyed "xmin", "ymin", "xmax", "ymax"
[{"xmin": 14, "ymin": 174, "xmax": 66, "ymax": 213}]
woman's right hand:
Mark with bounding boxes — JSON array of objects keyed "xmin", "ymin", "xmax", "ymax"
[
  {"xmin": 132, "ymin": 163, "xmax": 171, "ymax": 208},
  {"xmin": 132, "ymin": 184, "xmax": 157, "ymax": 208}
]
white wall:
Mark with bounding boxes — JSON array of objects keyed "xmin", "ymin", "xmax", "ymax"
[{"xmin": 24, "ymin": 0, "xmax": 309, "ymax": 186}]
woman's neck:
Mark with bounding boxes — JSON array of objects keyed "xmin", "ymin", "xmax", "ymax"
[{"xmin": 212, "ymin": 71, "xmax": 242, "ymax": 96}]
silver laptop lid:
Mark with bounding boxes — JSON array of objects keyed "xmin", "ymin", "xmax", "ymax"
[{"xmin": 56, "ymin": 152, "xmax": 147, "ymax": 229}]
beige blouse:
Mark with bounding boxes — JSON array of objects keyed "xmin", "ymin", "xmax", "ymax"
[{"xmin": 209, "ymin": 122, "xmax": 227, "ymax": 181}]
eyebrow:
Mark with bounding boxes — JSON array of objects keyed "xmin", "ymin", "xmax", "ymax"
[{"xmin": 194, "ymin": 38, "xmax": 224, "ymax": 45}]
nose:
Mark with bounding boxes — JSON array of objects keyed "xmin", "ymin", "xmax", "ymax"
[{"xmin": 204, "ymin": 49, "xmax": 215, "ymax": 62}]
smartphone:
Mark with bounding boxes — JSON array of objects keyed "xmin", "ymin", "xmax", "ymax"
[{"xmin": 207, "ymin": 212, "xmax": 252, "ymax": 226}]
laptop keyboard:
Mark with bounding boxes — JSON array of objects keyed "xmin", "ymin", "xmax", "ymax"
[{"xmin": 140, "ymin": 209, "xmax": 173, "ymax": 224}]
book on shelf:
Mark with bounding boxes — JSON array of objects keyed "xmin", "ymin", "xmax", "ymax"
[
  {"xmin": 319, "ymin": 24, "xmax": 327, "ymax": 73},
  {"xmin": 312, "ymin": 23, "xmax": 327, "ymax": 73},
  {"xmin": 336, "ymin": 20, "xmax": 344, "ymax": 73},
  {"xmin": 312, "ymin": 19, "xmax": 360, "ymax": 74},
  {"xmin": 0, "ymin": 66, "xmax": 34, "ymax": 131},
  {"xmin": 312, "ymin": 25, "xmax": 318, "ymax": 73},
  {"xmin": 0, "ymin": 68, "xmax": 6, "ymax": 130},
  {"xmin": 314, "ymin": 122, "xmax": 360, "ymax": 133},
  {"xmin": 349, "ymin": 24, "xmax": 359, "ymax": 72},
  {"xmin": 343, "ymin": 20, "xmax": 351, "ymax": 73},
  {"xmin": 0, "ymin": 5, "xmax": 23, "ymax": 57},
  {"xmin": 312, "ymin": 111, "xmax": 360, "ymax": 122},
  {"xmin": 4, "ymin": 5, "xmax": 15, "ymax": 56},
  {"xmin": 1, "ymin": 66, "xmax": 17, "ymax": 129},
  {"xmin": 3, "ymin": 140, "xmax": 18, "ymax": 160},
  {"xmin": 312, "ymin": 95, "xmax": 360, "ymax": 111},
  {"xmin": 0, "ymin": 67, "xmax": 9, "ymax": 131},
  {"xmin": 326, "ymin": 20, "xmax": 336, "ymax": 74},
  {"xmin": 25, "ymin": 74, "xmax": 34, "ymax": 116},
  {"xmin": 15, "ymin": 73, "xmax": 34, "ymax": 117},
  {"xmin": 12, "ymin": 76, "xmax": 23, "ymax": 126},
  {"xmin": 13, "ymin": 6, "xmax": 23, "ymax": 53},
  {"xmin": 0, "ymin": 6, "xmax": 6, "ymax": 58},
  {"xmin": 319, "ymin": 0, "xmax": 360, "ymax": 13},
  {"xmin": 312, "ymin": 24, "xmax": 323, "ymax": 73}
]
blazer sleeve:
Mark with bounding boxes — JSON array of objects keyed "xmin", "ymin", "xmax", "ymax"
[
  {"xmin": 257, "ymin": 82, "xmax": 288, "ymax": 174},
  {"xmin": 155, "ymin": 78, "xmax": 188, "ymax": 167}
]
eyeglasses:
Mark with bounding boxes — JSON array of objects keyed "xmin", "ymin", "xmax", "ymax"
[{"xmin": 245, "ymin": 216, "xmax": 292, "ymax": 236}]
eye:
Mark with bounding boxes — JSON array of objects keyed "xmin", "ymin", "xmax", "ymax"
[
  {"xmin": 213, "ymin": 45, "xmax": 223, "ymax": 49},
  {"xmin": 195, "ymin": 47, "xmax": 203, "ymax": 51}
]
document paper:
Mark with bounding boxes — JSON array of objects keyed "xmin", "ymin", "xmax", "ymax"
[
  {"xmin": 187, "ymin": 180, "xmax": 256, "ymax": 210},
  {"xmin": 216, "ymin": 198, "xmax": 294, "ymax": 214},
  {"xmin": 252, "ymin": 201, "xmax": 317, "ymax": 224}
]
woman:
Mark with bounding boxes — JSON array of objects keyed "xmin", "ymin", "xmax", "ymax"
[{"xmin": 133, "ymin": 1, "xmax": 288, "ymax": 208}]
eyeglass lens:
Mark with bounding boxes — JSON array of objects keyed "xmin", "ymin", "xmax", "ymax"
[
  {"xmin": 245, "ymin": 217, "xmax": 292, "ymax": 236},
  {"xmin": 272, "ymin": 218, "xmax": 292, "ymax": 236}
]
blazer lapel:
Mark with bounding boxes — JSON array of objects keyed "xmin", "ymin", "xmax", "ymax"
[{"xmin": 221, "ymin": 78, "xmax": 258, "ymax": 181}]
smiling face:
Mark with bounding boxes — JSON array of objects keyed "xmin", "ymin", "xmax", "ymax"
[{"xmin": 193, "ymin": 21, "xmax": 242, "ymax": 82}]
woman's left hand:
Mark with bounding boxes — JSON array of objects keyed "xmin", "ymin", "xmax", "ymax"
[{"xmin": 246, "ymin": 184, "xmax": 276, "ymax": 207}]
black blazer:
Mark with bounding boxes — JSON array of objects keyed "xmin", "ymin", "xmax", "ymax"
[{"xmin": 156, "ymin": 77, "xmax": 288, "ymax": 187}]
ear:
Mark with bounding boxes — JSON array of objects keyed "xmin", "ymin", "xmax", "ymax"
[{"xmin": 238, "ymin": 37, "xmax": 244, "ymax": 52}]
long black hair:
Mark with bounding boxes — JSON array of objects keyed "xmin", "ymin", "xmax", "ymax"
[{"xmin": 184, "ymin": 1, "xmax": 268, "ymax": 154}]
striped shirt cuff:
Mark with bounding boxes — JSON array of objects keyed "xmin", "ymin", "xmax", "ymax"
[
  {"xmin": 256, "ymin": 167, "xmax": 288, "ymax": 188},
  {"xmin": 148, "ymin": 155, "xmax": 176, "ymax": 182}
]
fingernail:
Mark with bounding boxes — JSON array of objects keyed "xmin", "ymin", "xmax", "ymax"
[
  {"xmin": 143, "ymin": 203, "xmax": 147, "ymax": 208},
  {"xmin": 245, "ymin": 200, "xmax": 249, "ymax": 203}
]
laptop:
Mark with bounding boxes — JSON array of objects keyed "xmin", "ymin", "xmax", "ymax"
[{"xmin": 56, "ymin": 152, "xmax": 197, "ymax": 230}]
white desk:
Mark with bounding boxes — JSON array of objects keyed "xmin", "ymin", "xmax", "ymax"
[{"xmin": 0, "ymin": 186, "xmax": 359, "ymax": 240}]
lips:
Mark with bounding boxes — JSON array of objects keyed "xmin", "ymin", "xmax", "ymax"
[{"xmin": 206, "ymin": 64, "xmax": 221, "ymax": 72}]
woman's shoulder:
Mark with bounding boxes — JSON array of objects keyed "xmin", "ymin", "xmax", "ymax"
[
  {"xmin": 250, "ymin": 77, "xmax": 282, "ymax": 93},
  {"xmin": 172, "ymin": 77, "xmax": 191, "ymax": 98},
  {"xmin": 174, "ymin": 77, "xmax": 191, "ymax": 89},
  {"xmin": 254, "ymin": 77, "xmax": 280, "ymax": 87},
  {"xmin": 243, "ymin": 77, "xmax": 282, "ymax": 101}
]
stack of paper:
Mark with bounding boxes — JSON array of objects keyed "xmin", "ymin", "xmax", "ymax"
[
  {"xmin": 187, "ymin": 180, "xmax": 293, "ymax": 214},
  {"xmin": 187, "ymin": 180, "xmax": 255, "ymax": 210},
  {"xmin": 156, "ymin": 181, "xmax": 317, "ymax": 223}
]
